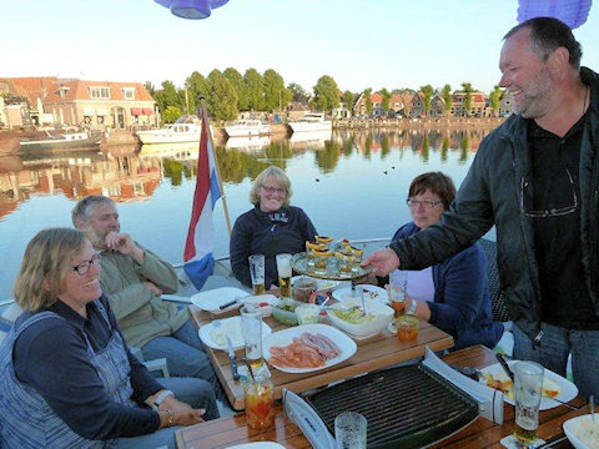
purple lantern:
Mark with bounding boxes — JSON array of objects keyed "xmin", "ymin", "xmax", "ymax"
[
  {"xmin": 209, "ymin": 0, "xmax": 229, "ymax": 8},
  {"xmin": 517, "ymin": 0, "xmax": 592, "ymax": 29},
  {"xmin": 170, "ymin": 0, "xmax": 211, "ymax": 19}
]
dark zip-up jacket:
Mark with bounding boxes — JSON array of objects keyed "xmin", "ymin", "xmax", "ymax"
[{"xmin": 391, "ymin": 67, "xmax": 599, "ymax": 342}]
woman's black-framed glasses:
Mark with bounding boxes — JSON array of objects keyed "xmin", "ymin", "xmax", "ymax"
[
  {"xmin": 72, "ymin": 253, "xmax": 102, "ymax": 275},
  {"xmin": 520, "ymin": 167, "xmax": 578, "ymax": 218}
]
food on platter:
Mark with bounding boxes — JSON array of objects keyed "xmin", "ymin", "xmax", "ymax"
[
  {"xmin": 276, "ymin": 301, "xmax": 298, "ymax": 312},
  {"xmin": 312, "ymin": 249, "xmax": 333, "ymax": 258},
  {"xmin": 305, "ymin": 241, "xmax": 328, "ymax": 252},
  {"xmin": 315, "ymin": 235, "xmax": 334, "ymax": 244},
  {"xmin": 268, "ymin": 332, "xmax": 341, "ymax": 368},
  {"xmin": 331, "ymin": 308, "xmax": 375, "ymax": 324},
  {"xmin": 243, "ymin": 295, "xmax": 278, "ymax": 317},
  {"xmin": 481, "ymin": 373, "xmax": 561, "ymax": 400}
]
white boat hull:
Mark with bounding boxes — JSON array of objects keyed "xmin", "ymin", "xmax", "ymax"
[
  {"xmin": 224, "ymin": 123, "xmax": 270, "ymax": 138},
  {"xmin": 288, "ymin": 120, "xmax": 332, "ymax": 133},
  {"xmin": 136, "ymin": 131, "xmax": 202, "ymax": 144}
]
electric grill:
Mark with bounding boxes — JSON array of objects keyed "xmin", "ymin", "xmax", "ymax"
[{"xmin": 283, "ymin": 347, "xmax": 504, "ymax": 449}]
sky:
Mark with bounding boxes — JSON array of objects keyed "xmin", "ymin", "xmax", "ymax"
[{"xmin": 1, "ymin": 0, "xmax": 598, "ymax": 95}]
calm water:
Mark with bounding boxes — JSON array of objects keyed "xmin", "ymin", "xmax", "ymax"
[{"xmin": 0, "ymin": 128, "xmax": 496, "ymax": 299}]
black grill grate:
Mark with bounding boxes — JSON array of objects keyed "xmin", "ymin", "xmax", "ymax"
[{"xmin": 304, "ymin": 364, "xmax": 478, "ymax": 449}]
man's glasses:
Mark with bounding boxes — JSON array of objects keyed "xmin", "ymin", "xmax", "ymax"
[
  {"xmin": 520, "ymin": 167, "xmax": 578, "ymax": 218},
  {"xmin": 72, "ymin": 253, "xmax": 102, "ymax": 275},
  {"xmin": 406, "ymin": 199, "xmax": 443, "ymax": 209},
  {"xmin": 261, "ymin": 185, "xmax": 286, "ymax": 194}
]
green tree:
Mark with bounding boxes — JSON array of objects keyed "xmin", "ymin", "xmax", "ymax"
[
  {"xmin": 442, "ymin": 84, "xmax": 452, "ymax": 113},
  {"xmin": 342, "ymin": 90, "xmax": 354, "ymax": 114},
  {"xmin": 380, "ymin": 88, "xmax": 391, "ymax": 113},
  {"xmin": 461, "ymin": 82, "xmax": 474, "ymax": 116},
  {"xmin": 244, "ymin": 68, "xmax": 265, "ymax": 111},
  {"xmin": 315, "ymin": 140, "xmax": 341, "ymax": 173},
  {"xmin": 312, "ymin": 75, "xmax": 340, "ymax": 112},
  {"xmin": 186, "ymin": 71, "xmax": 209, "ymax": 113},
  {"xmin": 163, "ymin": 105, "xmax": 182, "ymax": 123},
  {"xmin": 144, "ymin": 81, "xmax": 155, "ymax": 97},
  {"xmin": 223, "ymin": 67, "xmax": 248, "ymax": 111},
  {"xmin": 363, "ymin": 88, "xmax": 373, "ymax": 115},
  {"xmin": 419, "ymin": 84, "xmax": 434, "ymax": 115},
  {"xmin": 207, "ymin": 69, "xmax": 238, "ymax": 121},
  {"xmin": 288, "ymin": 83, "xmax": 310, "ymax": 104},
  {"xmin": 489, "ymin": 85, "xmax": 502, "ymax": 116},
  {"xmin": 263, "ymin": 69, "xmax": 289, "ymax": 112},
  {"xmin": 154, "ymin": 80, "xmax": 179, "ymax": 114}
]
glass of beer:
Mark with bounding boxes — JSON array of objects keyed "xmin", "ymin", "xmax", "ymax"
[
  {"xmin": 244, "ymin": 374, "xmax": 275, "ymax": 430},
  {"xmin": 276, "ymin": 253, "xmax": 292, "ymax": 298},
  {"xmin": 389, "ymin": 270, "xmax": 408, "ymax": 324},
  {"xmin": 240, "ymin": 305, "xmax": 264, "ymax": 371},
  {"xmin": 249, "ymin": 254, "xmax": 265, "ymax": 295},
  {"xmin": 513, "ymin": 361, "xmax": 544, "ymax": 447}
]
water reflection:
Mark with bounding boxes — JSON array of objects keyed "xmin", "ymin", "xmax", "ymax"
[{"xmin": 0, "ymin": 128, "xmax": 491, "ymax": 222}]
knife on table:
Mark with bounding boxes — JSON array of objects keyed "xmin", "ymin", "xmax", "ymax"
[
  {"xmin": 496, "ymin": 353, "xmax": 515, "ymax": 383},
  {"xmin": 225, "ymin": 336, "xmax": 240, "ymax": 381}
]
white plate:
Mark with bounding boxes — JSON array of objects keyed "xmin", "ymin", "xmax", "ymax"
[
  {"xmin": 478, "ymin": 360, "xmax": 578, "ymax": 410},
  {"xmin": 563, "ymin": 414, "xmax": 599, "ymax": 449},
  {"xmin": 199, "ymin": 316, "xmax": 272, "ymax": 351},
  {"xmin": 190, "ymin": 287, "xmax": 250, "ymax": 314},
  {"xmin": 332, "ymin": 284, "xmax": 388, "ymax": 304},
  {"xmin": 226, "ymin": 443, "xmax": 286, "ymax": 449},
  {"xmin": 263, "ymin": 323, "xmax": 357, "ymax": 374}
]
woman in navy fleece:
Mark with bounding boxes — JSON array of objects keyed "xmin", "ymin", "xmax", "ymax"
[
  {"xmin": 230, "ymin": 165, "xmax": 317, "ymax": 290},
  {"xmin": 389, "ymin": 172, "xmax": 503, "ymax": 349}
]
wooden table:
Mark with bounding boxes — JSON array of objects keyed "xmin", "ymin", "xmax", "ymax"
[
  {"xmin": 176, "ymin": 345, "xmax": 588, "ymax": 449},
  {"xmin": 189, "ymin": 305, "xmax": 454, "ymax": 411}
]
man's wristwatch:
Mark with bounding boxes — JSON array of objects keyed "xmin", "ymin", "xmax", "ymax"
[{"xmin": 152, "ymin": 389, "xmax": 174, "ymax": 410}]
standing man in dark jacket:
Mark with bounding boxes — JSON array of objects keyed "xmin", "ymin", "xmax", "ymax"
[{"xmin": 364, "ymin": 17, "xmax": 599, "ymax": 397}]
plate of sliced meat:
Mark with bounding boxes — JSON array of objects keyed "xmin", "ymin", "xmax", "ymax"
[{"xmin": 263, "ymin": 323, "xmax": 357, "ymax": 373}]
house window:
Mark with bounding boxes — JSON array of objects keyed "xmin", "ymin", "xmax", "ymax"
[
  {"xmin": 89, "ymin": 87, "xmax": 111, "ymax": 99},
  {"xmin": 123, "ymin": 88, "xmax": 135, "ymax": 100}
]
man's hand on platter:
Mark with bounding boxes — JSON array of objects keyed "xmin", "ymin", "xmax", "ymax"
[
  {"xmin": 105, "ymin": 231, "xmax": 144, "ymax": 263},
  {"xmin": 143, "ymin": 281, "xmax": 163, "ymax": 296},
  {"xmin": 361, "ymin": 248, "xmax": 400, "ymax": 277}
]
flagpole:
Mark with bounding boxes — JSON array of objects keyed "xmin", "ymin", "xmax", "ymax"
[{"xmin": 199, "ymin": 97, "xmax": 232, "ymax": 236}]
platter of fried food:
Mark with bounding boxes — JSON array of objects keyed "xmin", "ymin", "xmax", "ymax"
[
  {"xmin": 263, "ymin": 323, "xmax": 357, "ymax": 373},
  {"xmin": 479, "ymin": 360, "xmax": 578, "ymax": 410}
]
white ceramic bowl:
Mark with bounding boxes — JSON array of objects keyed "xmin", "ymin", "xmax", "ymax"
[
  {"xmin": 563, "ymin": 414, "xmax": 599, "ymax": 449},
  {"xmin": 242, "ymin": 294, "xmax": 278, "ymax": 317},
  {"xmin": 327, "ymin": 298, "xmax": 393, "ymax": 339}
]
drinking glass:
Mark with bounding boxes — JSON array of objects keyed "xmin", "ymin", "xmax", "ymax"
[
  {"xmin": 276, "ymin": 253, "xmax": 292, "ymax": 298},
  {"xmin": 397, "ymin": 315, "xmax": 419, "ymax": 342},
  {"xmin": 513, "ymin": 361, "xmax": 544, "ymax": 448},
  {"xmin": 244, "ymin": 374, "xmax": 274, "ymax": 430},
  {"xmin": 389, "ymin": 270, "xmax": 408, "ymax": 321},
  {"xmin": 240, "ymin": 305, "xmax": 264, "ymax": 371},
  {"xmin": 335, "ymin": 411, "xmax": 367, "ymax": 449},
  {"xmin": 249, "ymin": 254, "xmax": 265, "ymax": 295}
]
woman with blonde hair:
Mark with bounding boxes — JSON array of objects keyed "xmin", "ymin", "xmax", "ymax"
[
  {"xmin": 0, "ymin": 228, "xmax": 218, "ymax": 449},
  {"xmin": 230, "ymin": 165, "xmax": 317, "ymax": 289}
]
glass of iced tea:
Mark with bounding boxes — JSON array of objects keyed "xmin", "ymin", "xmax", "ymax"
[
  {"xmin": 244, "ymin": 375, "xmax": 275, "ymax": 431},
  {"xmin": 397, "ymin": 315, "xmax": 419, "ymax": 342},
  {"xmin": 388, "ymin": 270, "xmax": 408, "ymax": 327}
]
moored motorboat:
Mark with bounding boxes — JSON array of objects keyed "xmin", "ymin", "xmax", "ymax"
[
  {"xmin": 288, "ymin": 112, "xmax": 332, "ymax": 133},
  {"xmin": 19, "ymin": 131, "xmax": 102, "ymax": 152},
  {"xmin": 224, "ymin": 119, "xmax": 270, "ymax": 138},
  {"xmin": 136, "ymin": 115, "xmax": 204, "ymax": 144}
]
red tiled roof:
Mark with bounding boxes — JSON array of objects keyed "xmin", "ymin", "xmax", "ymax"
[
  {"xmin": 371, "ymin": 93, "xmax": 383, "ymax": 103},
  {"xmin": 0, "ymin": 77, "xmax": 154, "ymax": 105}
]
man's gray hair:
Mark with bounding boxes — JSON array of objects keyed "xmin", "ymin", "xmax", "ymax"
[{"xmin": 72, "ymin": 195, "xmax": 116, "ymax": 226}]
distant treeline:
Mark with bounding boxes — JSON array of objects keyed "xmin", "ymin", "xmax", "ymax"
[{"xmin": 145, "ymin": 69, "xmax": 502, "ymax": 123}]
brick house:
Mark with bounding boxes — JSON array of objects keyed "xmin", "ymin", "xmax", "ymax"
[
  {"xmin": 450, "ymin": 91, "xmax": 488, "ymax": 117},
  {"xmin": 0, "ymin": 77, "xmax": 156, "ymax": 129}
]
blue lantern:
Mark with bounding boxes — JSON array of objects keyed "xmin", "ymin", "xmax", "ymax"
[{"xmin": 517, "ymin": 0, "xmax": 592, "ymax": 29}]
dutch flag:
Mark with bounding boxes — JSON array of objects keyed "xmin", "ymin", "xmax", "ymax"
[{"xmin": 183, "ymin": 108, "xmax": 222, "ymax": 290}]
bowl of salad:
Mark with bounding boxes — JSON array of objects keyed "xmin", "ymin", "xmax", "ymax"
[
  {"xmin": 272, "ymin": 298, "xmax": 301, "ymax": 325},
  {"xmin": 327, "ymin": 299, "xmax": 393, "ymax": 339}
]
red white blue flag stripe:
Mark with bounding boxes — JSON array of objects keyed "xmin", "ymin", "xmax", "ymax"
[{"xmin": 183, "ymin": 110, "xmax": 222, "ymax": 290}]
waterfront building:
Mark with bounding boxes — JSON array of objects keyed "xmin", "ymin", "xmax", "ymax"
[{"xmin": 0, "ymin": 77, "xmax": 156, "ymax": 130}]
